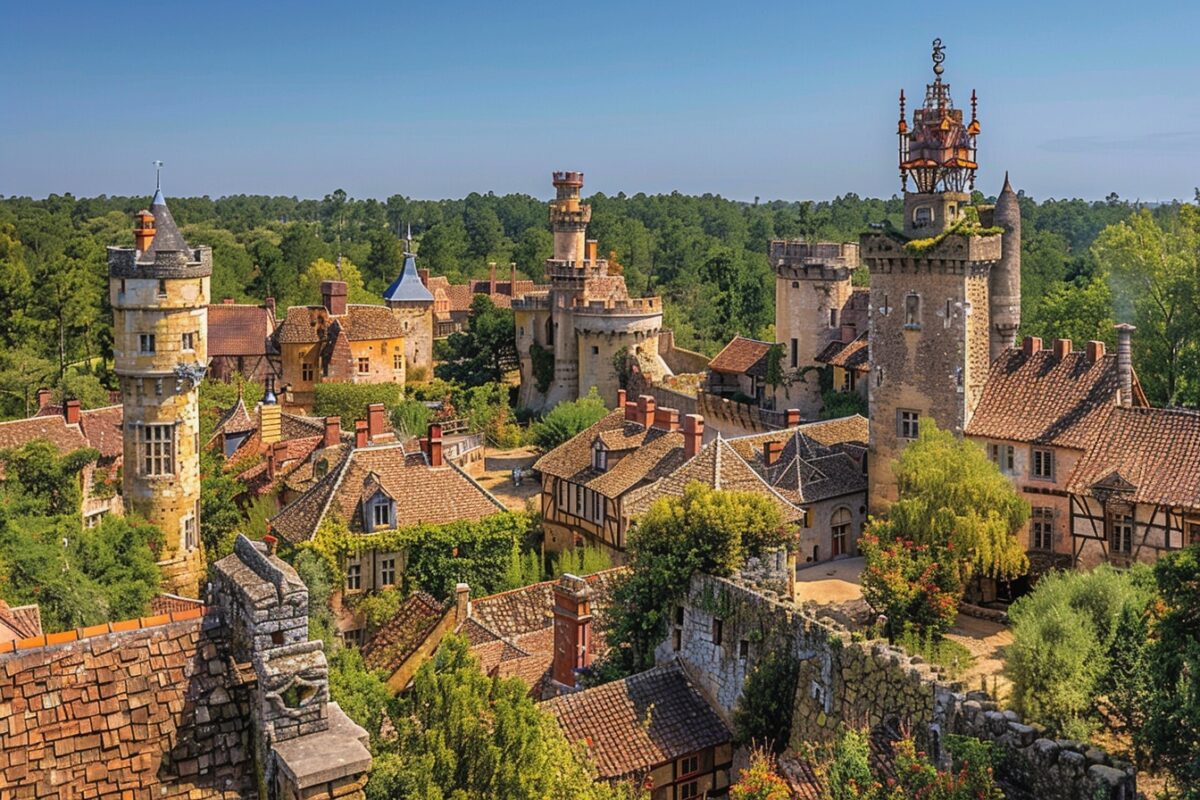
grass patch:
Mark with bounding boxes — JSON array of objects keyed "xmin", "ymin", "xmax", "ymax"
[{"xmin": 896, "ymin": 625, "xmax": 975, "ymax": 680}]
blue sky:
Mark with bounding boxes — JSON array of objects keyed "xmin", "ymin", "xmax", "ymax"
[{"xmin": 2, "ymin": 1, "xmax": 1197, "ymax": 202}]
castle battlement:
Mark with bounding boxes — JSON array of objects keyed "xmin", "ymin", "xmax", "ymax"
[
  {"xmin": 573, "ymin": 296, "xmax": 663, "ymax": 314},
  {"xmin": 108, "ymin": 245, "xmax": 213, "ymax": 279},
  {"xmin": 860, "ymin": 231, "xmax": 1001, "ymax": 271},
  {"xmin": 770, "ymin": 240, "xmax": 860, "ymax": 268}
]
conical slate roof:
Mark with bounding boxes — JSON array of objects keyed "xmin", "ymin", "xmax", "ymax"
[
  {"xmin": 383, "ymin": 253, "xmax": 434, "ymax": 303},
  {"xmin": 140, "ymin": 188, "xmax": 192, "ymax": 259}
]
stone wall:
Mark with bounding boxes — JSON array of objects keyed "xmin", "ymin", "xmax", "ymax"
[
  {"xmin": 662, "ymin": 573, "xmax": 1135, "ymax": 800},
  {"xmin": 657, "ymin": 329, "xmax": 711, "ymax": 375}
]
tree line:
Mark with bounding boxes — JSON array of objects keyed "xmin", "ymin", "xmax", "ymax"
[{"xmin": 2, "ymin": 187, "xmax": 1197, "ymax": 419}]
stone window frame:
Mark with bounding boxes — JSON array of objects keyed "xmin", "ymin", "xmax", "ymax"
[
  {"xmin": 138, "ymin": 333, "xmax": 156, "ymax": 354},
  {"xmin": 181, "ymin": 332, "xmax": 195, "ymax": 352},
  {"xmin": 140, "ymin": 422, "xmax": 175, "ymax": 477},
  {"xmin": 393, "ymin": 353, "xmax": 403, "ymax": 371},
  {"xmin": 897, "ymin": 409, "xmax": 920, "ymax": 440},
  {"xmin": 183, "ymin": 514, "xmax": 197, "ymax": 551}
]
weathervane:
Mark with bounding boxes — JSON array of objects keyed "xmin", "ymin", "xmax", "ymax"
[
  {"xmin": 153, "ymin": 160, "xmax": 164, "ymax": 190},
  {"xmin": 931, "ymin": 38, "xmax": 945, "ymax": 77}
]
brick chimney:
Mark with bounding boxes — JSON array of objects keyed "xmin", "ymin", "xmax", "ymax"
[
  {"xmin": 764, "ymin": 440, "xmax": 784, "ymax": 466},
  {"xmin": 455, "ymin": 583, "xmax": 471, "ymax": 623},
  {"xmin": 426, "ymin": 423, "xmax": 444, "ymax": 467},
  {"xmin": 636, "ymin": 395, "xmax": 656, "ymax": 428},
  {"xmin": 64, "ymin": 399, "xmax": 81, "ymax": 426},
  {"xmin": 264, "ymin": 297, "xmax": 276, "ymax": 317},
  {"xmin": 320, "ymin": 280, "xmax": 348, "ymax": 316},
  {"xmin": 1086, "ymin": 340, "xmax": 1106, "ymax": 364},
  {"xmin": 617, "ymin": 389, "xmax": 626, "ymax": 411},
  {"xmin": 1053, "ymin": 338, "xmax": 1072, "ymax": 360},
  {"xmin": 354, "ymin": 419, "xmax": 368, "ymax": 449},
  {"xmin": 652, "ymin": 406, "xmax": 680, "ymax": 432},
  {"xmin": 683, "ymin": 414, "xmax": 704, "ymax": 459},
  {"xmin": 840, "ymin": 323, "xmax": 857, "ymax": 344},
  {"xmin": 585, "ymin": 239, "xmax": 599, "ymax": 264},
  {"xmin": 323, "ymin": 416, "xmax": 341, "ymax": 448},
  {"xmin": 624, "ymin": 399, "xmax": 638, "ymax": 422},
  {"xmin": 418, "ymin": 268, "xmax": 430, "ymax": 287},
  {"xmin": 1115, "ymin": 323, "xmax": 1136, "ymax": 408},
  {"xmin": 786, "ymin": 409, "xmax": 801, "ymax": 427},
  {"xmin": 222, "ymin": 297, "xmax": 235, "ymax": 304},
  {"xmin": 1022, "ymin": 336, "xmax": 1042, "ymax": 357},
  {"xmin": 36, "ymin": 387, "xmax": 52, "ymax": 410},
  {"xmin": 366, "ymin": 403, "xmax": 386, "ymax": 442},
  {"xmin": 552, "ymin": 574, "xmax": 592, "ymax": 689},
  {"xmin": 267, "ymin": 441, "xmax": 288, "ymax": 481},
  {"xmin": 488, "ymin": 262, "xmax": 497, "ymax": 296}
]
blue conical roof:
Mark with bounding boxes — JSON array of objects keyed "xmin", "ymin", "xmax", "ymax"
[{"xmin": 383, "ymin": 253, "xmax": 434, "ymax": 303}]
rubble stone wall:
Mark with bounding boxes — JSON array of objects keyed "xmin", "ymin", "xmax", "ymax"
[{"xmin": 663, "ymin": 573, "xmax": 1136, "ymax": 800}]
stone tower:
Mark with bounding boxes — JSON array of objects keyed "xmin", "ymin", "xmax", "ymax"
[
  {"xmin": 988, "ymin": 173, "xmax": 1021, "ymax": 362},
  {"xmin": 771, "ymin": 241, "xmax": 861, "ymax": 417},
  {"xmin": 108, "ymin": 185, "xmax": 210, "ymax": 596},
  {"xmin": 383, "ymin": 235, "xmax": 434, "ymax": 375},
  {"xmin": 515, "ymin": 172, "xmax": 664, "ymax": 409},
  {"xmin": 863, "ymin": 40, "xmax": 1006, "ymax": 513}
]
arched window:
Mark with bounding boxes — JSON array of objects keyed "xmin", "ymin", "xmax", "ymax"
[{"xmin": 831, "ymin": 507, "xmax": 852, "ymax": 557}]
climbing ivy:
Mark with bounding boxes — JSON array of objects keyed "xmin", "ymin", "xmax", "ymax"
[{"xmin": 529, "ymin": 343, "xmax": 555, "ymax": 394}]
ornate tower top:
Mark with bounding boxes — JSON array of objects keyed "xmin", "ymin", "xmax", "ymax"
[{"xmin": 897, "ymin": 38, "xmax": 979, "ymax": 194}]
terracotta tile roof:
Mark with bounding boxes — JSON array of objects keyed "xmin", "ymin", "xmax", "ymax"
[
  {"xmin": 728, "ymin": 423, "xmax": 868, "ymax": 504},
  {"xmin": 277, "ymin": 305, "xmax": 331, "ymax": 344},
  {"xmin": 469, "ymin": 569, "xmax": 622, "ymax": 642},
  {"xmin": 237, "ymin": 435, "xmax": 324, "ymax": 497},
  {"xmin": 0, "ymin": 413, "xmax": 90, "ymax": 454},
  {"xmin": 211, "ymin": 397, "xmax": 257, "ymax": 440},
  {"xmin": 270, "ymin": 443, "xmax": 505, "ymax": 543},
  {"xmin": 708, "ymin": 336, "xmax": 773, "ymax": 376},
  {"xmin": 424, "ymin": 275, "xmax": 547, "ymax": 312},
  {"xmin": 0, "ymin": 599, "xmax": 42, "ymax": 640},
  {"xmin": 965, "ymin": 349, "xmax": 1142, "ymax": 449},
  {"xmin": 1066, "ymin": 406, "xmax": 1200, "ymax": 510},
  {"xmin": 340, "ymin": 304, "xmax": 408, "ymax": 341},
  {"xmin": 80, "ymin": 405, "xmax": 124, "ymax": 462},
  {"xmin": 207, "ymin": 304, "xmax": 274, "ymax": 356},
  {"xmin": 0, "ymin": 608, "xmax": 254, "ymax": 799},
  {"xmin": 623, "ymin": 438, "xmax": 804, "ymax": 521},
  {"xmin": 543, "ymin": 661, "xmax": 731, "ymax": 780},
  {"xmin": 150, "ymin": 593, "xmax": 206, "ymax": 616},
  {"xmin": 361, "ymin": 592, "xmax": 447, "ymax": 674},
  {"xmin": 815, "ymin": 332, "xmax": 869, "ymax": 370},
  {"xmin": 533, "ymin": 410, "xmax": 688, "ymax": 499}
]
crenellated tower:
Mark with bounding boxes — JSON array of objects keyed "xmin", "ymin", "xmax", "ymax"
[
  {"xmin": 864, "ymin": 40, "xmax": 1013, "ymax": 513},
  {"xmin": 108, "ymin": 181, "xmax": 209, "ymax": 596},
  {"xmin": 515, "ymin": 172, "xmax": 665, "ymax": 409}
]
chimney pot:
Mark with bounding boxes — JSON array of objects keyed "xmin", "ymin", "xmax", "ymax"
[
  {"xmin": 64, "ymin": 399, "xmax": 81, "ymax": 426},
  {"xmin": 510, "ymin": 263, "xmax": 518, "ymax": 294},
  {"xmin": 586, "ymin": 239, "xmax": 599, "ymax": 264},
  {"xmin": 1053, "ymin": 338, "xmax": 1072, "ymax": 359},
  {"xmin": 1022, "ymin": 336, "xmax": 1043, "ymax": 357},
  {"xmin": 683, "ymin": 414, "xmax": 704, "ymax": 459},
  {"xmin": 616, "ymin": 389, "xmax": 626, "ymax": 410},
  {"xmin": 455, "ymin": 583, "xmax": 471, "ymax": 622},
  {"xmin": 652, "ymin": 406, "xmax": 680, "ymax": 432},
  {"xmin": 323, "ymin": 416, "xmax": 341, "ymax": 448},
  {"xmin": 418, "ymin": 268, "xmax": 430, "ymax": 287},
  {"xmin": 1086, "ymin": 340, "xmax": 1105, "ymax": 364},
  {"xmin": 354, "ymin": 419, "xmax": 368, "ymax": 449},
  {"xmin": 624, "ymin": 400, "xmax": 638, "ymax": 422}
]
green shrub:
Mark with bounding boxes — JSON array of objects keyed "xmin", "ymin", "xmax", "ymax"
[
  {"xmin": 313, "ymin": 382, "xmax": 403, "ymax": 428},
  {"xmin": 530, "ymin": 387, "xmax": 608, "ymax": 452}
]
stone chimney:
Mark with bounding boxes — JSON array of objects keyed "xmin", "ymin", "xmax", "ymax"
[
  {"xmin": 1086, "ymin": 340, "xmax": 1106, "ymax": 364},
  {"xmin": 636, "ymin": 395, "xmax": 656, "ymax": 428},
  {"xmin": 683, "ymin": 414, "xmax": 704, "ymax": 459},
  {"xmin": 510, "ymin": 262, "xmax": 518, "ymax": 293},
  {"xmin": 366, "ymin": 403, "xmax": 386, "ymax": 442},
  {"xmin": 1053, "ymin": 338, "xmax": 1072, "ymax": 360},
  {"xmin": 1022, "ymin": 336, "xmax": 1043, "ymax": 357},
  {"xmin": 354, "ymin": 419, "xmax": 368, "ymax": 449},
  {"xmin": 455, "ymin": 583, "xmax": 471, "ymax": 623},
  {"xmin": 1115, "ymin": 323, "xmax": 1136, "ymax": 408},
  {"xmin": 488, "ymin": 262, "xmax": 497, "ymax": 295},
  {"xmin": 764, "ymin": 440, "xmax": 784, "ymax": 466},
  {"xmin": 323, "ymin": 417, "xmax": 341, "ymax": 448},
  {"xmin": 426, "ymin": 423, "xmax": 443, "ymax": 467},
  {"xmin": 786, "ymin": 409, "xmax": 801, "ymax": 426},
  {"xmin": 36, "ymin": 387, "xmax": 51, "ymax": 410},
  {"xmin": 552, "ymin": 574, "xmax": 592, "ymax": 689},
  {"xmin": 64, "ymin": 399, "xmax": 81, "ymax": 426},
  {"xmin": 320, "ymin": 280, "xmax": 347, "ymax": 316}
]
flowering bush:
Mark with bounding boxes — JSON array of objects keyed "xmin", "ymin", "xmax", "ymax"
[
  {"xmin": 821, "ymin": 729, "xmax": 1003, "ymax": 800},
  {"xmin": 730, "ymin": 748, "xmax": 791, "ymax": 800},
  {"xmin": 859, "ymin": 528, "xmax": 962, "ymax": 640}
]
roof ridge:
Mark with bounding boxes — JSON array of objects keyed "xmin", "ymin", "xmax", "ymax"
[{"xmin": 0, "ymin": 607, "xmax": 205, "ymax": 656}]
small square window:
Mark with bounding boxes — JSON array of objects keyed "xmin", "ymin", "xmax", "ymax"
[
  {"xmin": 301, "ymin": 362, "xmax": 315, "ymax": 382},
  {"xmin": 181, "ymin": 332, "xmax": 195, "ymax": 351},
  {"xmin": 357, "ymin": 357, "xmax": 370, "ymax": 374},
  {"xmin": 346, "ymin": 563, "xmax": 362, "ymax": 591},
  {"xmin": 139, "ymin": 334, "xmax": 156, "ymax": 354},
  {"xmin": 591, "ymin": 346, "xmax": 599, "ymax": 355},
  {"xmin": 380, "ymin": 557, "xmax": 396, "ymax": 587},
  {"xmin": 1032, "ymin": 448, "xmax": 1054, "ymax": 480},
  {"xmin": 898, "ymin": 410, "xmax": 919, "ymax": 440}
]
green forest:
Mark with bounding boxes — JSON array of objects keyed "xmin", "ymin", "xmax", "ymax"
[{"xmin": 1, "ymin": 187, "xmax": 1198, "ymax": 418}]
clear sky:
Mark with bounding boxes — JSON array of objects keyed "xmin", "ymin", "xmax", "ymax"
[{"xmin": 2, "ymin": 1, "xmax": 1197, "ymax": 202}]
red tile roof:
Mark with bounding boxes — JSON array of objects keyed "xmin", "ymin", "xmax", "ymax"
[
  {"xmin": 966, "ymin": 349, "xmax": 1143, "ymax": 449},
  {"xmin": 815, "ymin": 332, "xmax": 869, "ymax": 370},
  {"xmin": 207, "ymin": 303, "xmax": 274, "ymax": 357},
  {"xmin": 80, "ymin": 405, "xmax": 124, "ymax": 462},
  {"xmin": 543, "ymin": 661, "xmax": 731, "ymax": 779},
  {"xmin": 0, "ymin": 413, "xmax": 89, "ymax": 453},
  {"xmin": 150, "ymin": 594, "xmax": 206, "ymax": 616},
  {"xmin": 340, "ymin": 305, "xmax": 408, "ymax": 341},
  {"xmin": 0, "ymin": 599, "xmax": 41, "ymax": 641},
  {"xmin": 361, "ymin": 592, "xmax": 447, "ymax": 675},
  {"xmin": 270, "ymin": 443, "xmax": 505, "ymax": 543},
  {"xmin": 709, "ymin": 336, "xmax": 773, "ymax": 376},
  {"xmin": 1066, "ymin": 405, "xmax": 1200, "ymax": 510}
]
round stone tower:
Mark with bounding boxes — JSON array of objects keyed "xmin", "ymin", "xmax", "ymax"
[
  {"xmin": 108, "ymin": 186, "xmax": 210, "ymax": 597},
  {"xmin": 989, "ymin": 173, "xmax": 1022, "ymax": 362},
  {"xmin": 550, "ymin": 171, "xmax": 589, "ymax": 262}
]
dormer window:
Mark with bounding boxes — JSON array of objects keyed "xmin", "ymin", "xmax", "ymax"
[
  {"xmin": 592, "ymin": 442, "xmax": 608, "ymax": 471},
  {"xmin": 363, "ymin": 482, "xmax": 396, "ymax": 532}
]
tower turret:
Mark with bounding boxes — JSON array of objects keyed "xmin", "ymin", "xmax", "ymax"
[
  {"xmin": 550, "ymin": 171, "xmax": 590, "ymax": 263},
  {"xmin": 108, "ymin": 179, "xmax": 211, "ymax": 596},
  {"xmin": 989, "ymin": 173, "xmax": 1022, "ymax": 361}
]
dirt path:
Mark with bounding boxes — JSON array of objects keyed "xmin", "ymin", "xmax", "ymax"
[
  {"xmin": 945, "ymin": 614, "xmax": 1012, "ymax": 698},
  {"xmin": 475, "ymin": 447, "xmax": 540, "ymax": 512},
  {"xmin": 794, "ymin": 557, "xmax": 865, "ymax": 604}
]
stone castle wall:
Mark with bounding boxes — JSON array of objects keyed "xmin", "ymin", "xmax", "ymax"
[{"xmin": 662, "ymin": 573, "xmax": 1135, "ymax": 800}]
